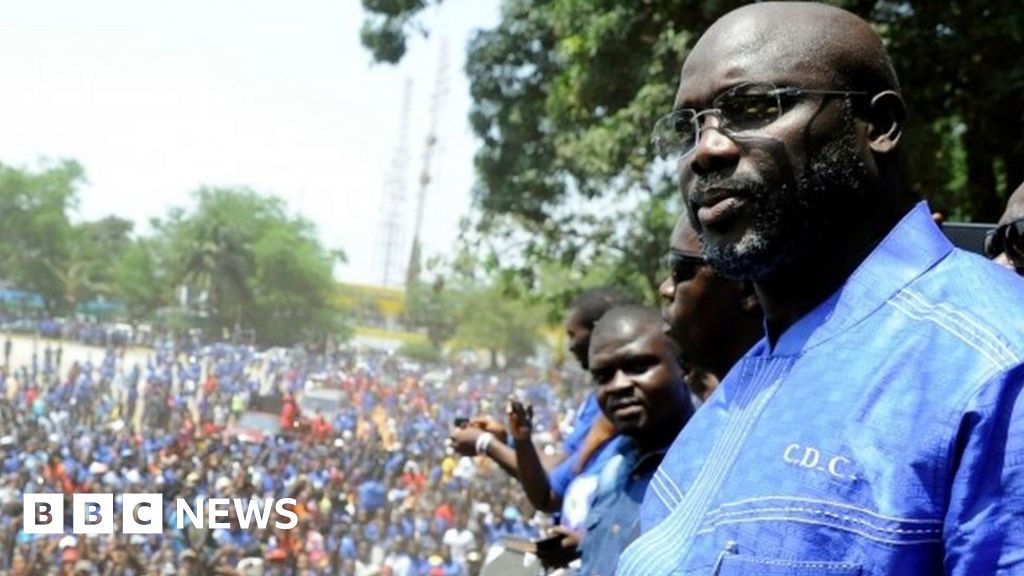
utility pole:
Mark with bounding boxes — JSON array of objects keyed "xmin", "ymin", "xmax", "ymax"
[{"xmin": 406, "ymin": 40, "xmax": 449, "ymax": 288}]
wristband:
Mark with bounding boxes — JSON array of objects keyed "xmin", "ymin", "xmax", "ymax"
[{"xmin": 475, "ymin": 432, "xmax": 495, "ymax": 455}]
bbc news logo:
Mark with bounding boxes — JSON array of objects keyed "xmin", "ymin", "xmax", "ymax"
[{"xmin": 23, "ymin": 494, "xmax": 299, "ymax": 534}]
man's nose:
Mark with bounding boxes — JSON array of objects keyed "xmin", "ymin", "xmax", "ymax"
[
  {"xmin": 689, "ymin": 116, "xmax": 740, "ymax": 175},
  {"xmin": 608, "ymin": 370, "xmax": 633, "ymax": 393},
  {"xmin": 658, "ymin": 275, "xmax": 675, "ymax": 302}
]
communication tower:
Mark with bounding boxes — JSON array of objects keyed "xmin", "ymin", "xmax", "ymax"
[
  {"xmin": 375, "ymin": 79, "xmax": 413, "ymax": 288},
  {"xmin": 406, "ymin": 40, "xmax": 449, "ymax": 287}
]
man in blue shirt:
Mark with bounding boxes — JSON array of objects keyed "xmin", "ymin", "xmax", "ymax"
[
  {"xmin": 618, "ymin": 3, "xmax": 1024, "ymax": 575},
  {"xmin": 570, "ymin": 305, "xmax": 693, "ymax": 575}
]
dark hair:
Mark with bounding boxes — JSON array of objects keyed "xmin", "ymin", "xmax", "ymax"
[{"xmin": 567, "ymin": 287, "xmax": 635, "ymax": 329}]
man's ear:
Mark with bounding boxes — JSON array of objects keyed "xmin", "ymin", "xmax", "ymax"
[{"xmin": 866, "ymin": 90, "xmax": 905, "ymax": 154}]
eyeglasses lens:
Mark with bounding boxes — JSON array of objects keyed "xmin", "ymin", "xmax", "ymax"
[
  {"xmin": 713, "ymin": 87, "xmax": 782, "ymax": 132},
  {"xmin": 651, "ymin": 83, "xmax": 783, "ymax": 158}
]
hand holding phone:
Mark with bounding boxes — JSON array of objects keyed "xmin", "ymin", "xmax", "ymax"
[{"xmin": 534, "ymin": 529, "xmax": 581, "ymax": 569}]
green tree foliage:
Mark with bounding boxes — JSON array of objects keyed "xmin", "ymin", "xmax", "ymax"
[
  {"xmin": 870, "ymin": 1, "xmax": 1024, "ymax": 219},
  {"xmin": 0, "ymin": 162, "xmax": 345, "ymax": 347},
  {"xmin": 63, "ymin": 216, "xmax": 135, "ymax": 309},
  {"xmin": 157, "ymin": 187, "xmax": 343, "ymax": 346},
  {"xmin": 449, "ymin": 281, "xmax": 545, "ymax": 368},
  {"xmin": 249, "ymin": 222, "xmax": 341, "ymax": 346},
  {"xmin": 403, "ymin": 279, "xmax": 459, "ymax": 349},
  {"xmin": 112, "ymin": 238, "xmax": 167, "ymax": 321},
  {"xmin": 0, "ymin": 160, "xmax": 81, "ymax": 312},
  {"xmin": 403, "ymin": 266, "xmax": 546, "ymax": 366},
  {"xmin": 362, "ymin": 0, "xmax": 1024, "ymax": 300},
  {"xmin": 360, "ymin": 0, "xmax": 439, "ymax": 64}
]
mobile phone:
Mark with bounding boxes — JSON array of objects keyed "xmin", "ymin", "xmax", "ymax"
[
  {"xmin": 534, "ymin": 533, "xmax": 579, "ymax": 569},
  {"xmin": 453, "ymin": 417, "xmax": 469, "ymax": 428},
  {"xmin": 533, "ymin": 534, "xmax": 564, "ymax": 553}
]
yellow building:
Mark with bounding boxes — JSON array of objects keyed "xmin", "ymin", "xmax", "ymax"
[{"xmin": 333, "ymin": 282, "xmax": 405, "ymax": 329}]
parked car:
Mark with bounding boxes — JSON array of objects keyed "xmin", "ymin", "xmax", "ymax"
[
  {"xmin": 222, "ymin": 411, "xmax": 282, "ymax": 444},
  {"xmin": 1, "ymin": 318, "xmax": 36, "ymax": 334},
  {"xmin": 298, "ymin": 388, "xmax": 346, "ymax": 420}
]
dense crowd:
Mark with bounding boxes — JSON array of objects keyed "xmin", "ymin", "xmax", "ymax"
[{"xmin": 0, "ymin": 337, "xmax": 589, "ymax": 575}]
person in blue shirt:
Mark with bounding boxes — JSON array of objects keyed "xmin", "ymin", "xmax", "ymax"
[
  {"xmin": 448, "ymin": 287, "xmax": 633, "ymax": 516},
  {"xmin": 552, "ymin": 305, "xmax": 693, "ymax": 575},
  {"xmin": 617, "ymin": 3, "xmax": 1024, "ymax": 575},
  {"xmin": 659, "ymin": 213, "xmax": 762, "ymax": 401}
]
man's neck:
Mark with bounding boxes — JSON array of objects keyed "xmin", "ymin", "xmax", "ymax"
[
  {"xmin": 755, "ymin": 206, "xmax": 907, "ymax": 348},
  {"xmin": 708, "ymin": 317, "xmax": 763, "ymax": 380}
]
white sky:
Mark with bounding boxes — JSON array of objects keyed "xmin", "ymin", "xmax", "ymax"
[{"xmin": 0, "ymin": 0, "xmax": 500, "ymax": 287}]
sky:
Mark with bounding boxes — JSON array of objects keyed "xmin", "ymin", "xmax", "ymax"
[{"xmin": 0, "ymin": 0, "xmax": 500, "ymax": 287}]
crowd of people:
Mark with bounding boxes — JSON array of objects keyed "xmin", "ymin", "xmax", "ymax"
[
  {"xmin": 0, "ymin": 336, "xmax": 603, "ymax": 575},
  {"xmin": 4, "ymin": 3, "xmax": 1024, "ymax": 575}
]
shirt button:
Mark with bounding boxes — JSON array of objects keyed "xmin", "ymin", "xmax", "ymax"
[{"xmin": 612, "ymin": 524, "xmax": 621, "ymax": 534}]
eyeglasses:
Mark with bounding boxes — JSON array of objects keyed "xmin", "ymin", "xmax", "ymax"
[
  {"xmin": 650, "ymin": 82, "xmax": 870, "ymax": 159},
  {"xmin": 984, "ymin": 218, "xmax": 1024, "ymax": 265},
  {"xmin": 666, "ymin": 251, "xmax": 707, "ymax": 284}
]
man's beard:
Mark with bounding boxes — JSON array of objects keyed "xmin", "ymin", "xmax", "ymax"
[{"xmin": 697, "ymin": 132, "xmax": 872, "ymax": 281}]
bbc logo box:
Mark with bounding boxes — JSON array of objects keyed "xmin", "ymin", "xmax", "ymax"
[
  {"xmin": 23, "ymin": 494, "xmax": 63, "ymax": 534},
  {"xmin": 23, "ymin": 493, "xmax": 164, "ymax": 535}
]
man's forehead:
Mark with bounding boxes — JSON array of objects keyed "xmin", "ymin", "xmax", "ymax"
[
  {"xmin": 677, "ymin": 8, "xmax": 839, "ymax": 103},
  {"xmin": 998, "ymin": 183, "xmax": 1024, "ymax": 225},
  {"xmin": 590, "ymin": 330, "xmax": 662, "ymax": 365}
]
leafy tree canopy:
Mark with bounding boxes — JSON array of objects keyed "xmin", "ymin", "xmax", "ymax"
[
  {"xmin": 0, "ymin": 162, "xmax": 347, "ymax": 347},
  {"xmin": 0, "ymin": 159, "xmax": 81, "ymax": 312},
  {"xmin": 155, "ymin": 187, "xmax": 344, "ymax": 346}
]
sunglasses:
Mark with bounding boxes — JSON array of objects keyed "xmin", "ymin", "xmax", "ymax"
[
  {"xmin": 983, "ymin": 218, "xmax": 1024, "ymax": 265},
  {"xmin": 666, "ymin": 251, "xmax": 708, "ymax": 284}
]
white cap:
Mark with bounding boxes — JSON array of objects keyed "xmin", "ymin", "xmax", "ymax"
[{"xmin": 59, "ymin": 535, "xmax": 77, "ymax": 549}]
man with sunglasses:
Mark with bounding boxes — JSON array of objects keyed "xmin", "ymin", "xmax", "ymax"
[
  {"xmin": 986, "ymin": 181, "xmax": 1024, "ymax": 273},
  {"xmin": 659, "ymin": 214, "xmax": 762, "ymax": 401},
  {"xmin": 617, "ymin": 3, "xmax": 1024, "ymax": 575}
]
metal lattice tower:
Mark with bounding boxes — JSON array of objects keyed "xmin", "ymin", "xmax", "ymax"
[
  {"xmin": 406, "ymin": 40, "xmax": 449, "ymax": 288},
  {"xmin": 375, "ymin": 79, "xmax": 413, "ymax": 288}
]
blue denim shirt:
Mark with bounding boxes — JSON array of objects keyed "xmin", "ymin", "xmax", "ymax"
[
  {"xmin": 550, "ymin": 393, "xmax": 604, "ymax": 498},
  {"xmin": 578, "ymin": 439, "xmax": 664, "ymax": 576},
  {"xmin": 616, "ymin": 203, "xmax": 1024, "ymax": 575}
]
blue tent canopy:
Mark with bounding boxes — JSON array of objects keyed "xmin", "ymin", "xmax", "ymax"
[
  {"xmin": 76, "ymin": 298, "xmax": 127, "ymax": 318},
  {"xmin": 0, "ymin": 289, "xmax": 44, "ymax": 309}
]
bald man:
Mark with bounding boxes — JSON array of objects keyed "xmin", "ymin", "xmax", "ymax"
[
  {"xmin": 620, "ymin": 3, "xmax": 1024, "ymax": 575},
  {"xmin": 986, "ymin": 180, "xmax": 1024, "ymax": 273},
  {"xmin": 659, "ymin": 212, "xmax": 761, "ymax": 400}
]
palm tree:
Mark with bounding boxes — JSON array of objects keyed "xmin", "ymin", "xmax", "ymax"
[{"xmin": 181, "ymin": 221, "xmax": 253, "ymax": 335}]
